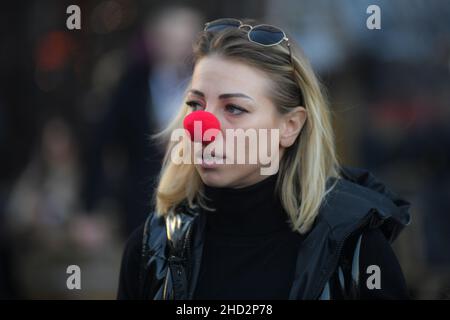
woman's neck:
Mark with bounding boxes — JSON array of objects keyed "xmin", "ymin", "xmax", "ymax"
[{"xmin": 201, "ymin": 173, "xmax": 292, "ymax": 237}]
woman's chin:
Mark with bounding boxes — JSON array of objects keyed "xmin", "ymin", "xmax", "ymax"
[{"xmin": 196, "ymin": 166, "xmax": 229, "ymax": 187}]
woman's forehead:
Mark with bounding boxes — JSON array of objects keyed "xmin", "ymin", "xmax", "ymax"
[{"xmin": 190, "ymin": 56, "xmax": 271, "ymax": 98}]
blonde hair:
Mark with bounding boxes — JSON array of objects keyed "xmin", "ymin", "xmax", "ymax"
[{"xmin": 153, "ymin": 19, "xmax": 341, "ymax": 234}]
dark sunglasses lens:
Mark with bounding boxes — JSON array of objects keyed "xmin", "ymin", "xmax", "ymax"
[
  {"xmin": 205, "ymin": 19, "xmax": 241, "ymax": 32},
  {"xmin": 249, "ymin": 25, "xmax": 284, "ymax": 45}
]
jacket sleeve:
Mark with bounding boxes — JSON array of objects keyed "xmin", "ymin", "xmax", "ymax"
[
  {"xmin": 117, "ymin": 224, "xmax": 144, "ymax": 300},
  {"xmin": 358, "ymin": 228, "xmax": 410, "ymax": 299}
]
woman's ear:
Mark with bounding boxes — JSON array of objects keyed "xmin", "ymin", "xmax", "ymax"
[{"xmin": 280, "ymin": 106, "xmax": 307, "ymax": 148}]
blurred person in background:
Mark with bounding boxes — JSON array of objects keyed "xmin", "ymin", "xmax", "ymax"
[
  {"xmin": 5, "ymin": 117, "xmax": 121, "ymax": 298},
  {"xmin": 83, "ymin": 5, "xmax": 204, "ymax": 237}
]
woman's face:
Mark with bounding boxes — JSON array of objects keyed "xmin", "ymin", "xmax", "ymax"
[{"xmin": 185, "ymin": 55, "xmax": 306, "ymax": 188}]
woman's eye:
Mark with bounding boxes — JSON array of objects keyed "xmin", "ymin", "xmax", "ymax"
[
  {"xmin": 186, "ymin": 101, "xmax": 204, "ymax": 111},
  {"xmin": 225, "ymin": 104, "xmax": 247, "ymax": 115}
]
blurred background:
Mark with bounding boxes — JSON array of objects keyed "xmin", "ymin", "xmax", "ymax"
[{"xmin": 0, "ymin": 0, "xmax": 449, "ymax": 299}]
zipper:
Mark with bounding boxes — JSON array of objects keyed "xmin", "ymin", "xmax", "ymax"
[
  {"xmin": 164, "ymin": 204, "xmax": 200, "ymax": 300},
  {"xmin": 166, "ymin": 220, "xmax": 194, "ymax": 300}
]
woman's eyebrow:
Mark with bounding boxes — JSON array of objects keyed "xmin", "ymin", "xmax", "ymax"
[{"xmin": 188, "ymin": 89, "xmax": 254, "ymax": 101}]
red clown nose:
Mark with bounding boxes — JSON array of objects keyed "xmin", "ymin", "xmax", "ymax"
[{"xmin": 183, "ymin": 110, "xmax": 221, "ymax": 145}]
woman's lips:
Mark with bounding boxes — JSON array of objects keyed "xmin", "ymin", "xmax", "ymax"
[{"xmin": 195, "ymin": 150, "xmax": 226, "ymax": 168}]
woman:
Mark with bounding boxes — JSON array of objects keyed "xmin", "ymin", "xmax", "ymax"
[{"xmin": 117, "ymin": 18, "xmax": 411, "ymax": 300}]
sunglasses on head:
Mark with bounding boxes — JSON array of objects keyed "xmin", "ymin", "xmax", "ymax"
[
  {"xmin": 204, "ymin": 18, "xmax": 294, "ymax": 64},
  {"xmin": 204, "ymin": 18, "xmax": 290, "ymax": 46}
]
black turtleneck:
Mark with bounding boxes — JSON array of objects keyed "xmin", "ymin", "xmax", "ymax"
[{"xmin": 193, "ymin": 173, "xmax": 304, "ymax": 299}]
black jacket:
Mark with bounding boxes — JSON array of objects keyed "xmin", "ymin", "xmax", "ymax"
[{"xmin": 128, "ymin": 166, "xmax": 411, "ymax": 300}]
